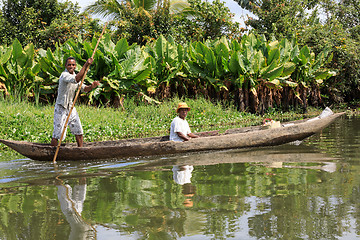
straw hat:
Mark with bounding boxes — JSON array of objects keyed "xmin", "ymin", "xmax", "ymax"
[{"xmin": 176, "ymin": 102, "xmax": 191, "ymax": 113}]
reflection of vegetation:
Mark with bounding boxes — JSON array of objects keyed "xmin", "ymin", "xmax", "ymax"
[
  {"xmin": 0, "ymin": 185, "xmax": 70, "ymax": 239},
  {"xmin": 1, "ymin": 118, "xmax": 360, "ymax": 239}
]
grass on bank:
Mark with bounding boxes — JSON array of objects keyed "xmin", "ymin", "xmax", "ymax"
[{"xmin": 0, "ymin": 97, "xmax": 333, "ymax": 151}]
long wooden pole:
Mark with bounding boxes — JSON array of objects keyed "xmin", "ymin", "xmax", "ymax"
[{"xmin": 53, "ymin": 23, "xmax": 108, "ymax": 163}]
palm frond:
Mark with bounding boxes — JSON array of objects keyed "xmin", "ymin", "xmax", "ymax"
[
  {"xmin": 132, "ymin": 0, "xmax": 157, "ymax": 10},
  {"xmin": 84, "ymin": 0, "xmax": 124, "ymax": 20},
  {"xmin": 169, "ymin": 0, "xmax": 190, "ymax": 14}
]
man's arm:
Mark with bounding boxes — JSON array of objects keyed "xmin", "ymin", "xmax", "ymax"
[
  {"xmin": 75, "ymin": 58, "xmax": 93, "ymax": 82},
  {"xmin": 188, "ymin": 133, "xmax": 199, "ymax": 138},
  {"xmin": 176, "ymin": 132, "xmax": 190, "ymax": 141},
  {"xmin": 176, "ymin": 132, "xmax": 199, "ymax": 141},
  {"xmin": 84, "ymin": 81, "xmax": 100, "ymax": 92}
]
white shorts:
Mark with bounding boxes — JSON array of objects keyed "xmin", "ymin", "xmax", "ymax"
[{"xmin": 52, "ymin": 104, "xmax": 83, "ymax": 140}]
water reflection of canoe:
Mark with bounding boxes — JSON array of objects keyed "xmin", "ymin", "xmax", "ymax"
[
  {"xmin": 135, "ymin": 145, "xmax": 338, "ymax": 167},
  {"xmin": 0, "ymin": 112, "xmax": 345, "ymax": 161},
  {"xmin": 129, "ymin": 145, "xmax": 340, "ymax": 172}
]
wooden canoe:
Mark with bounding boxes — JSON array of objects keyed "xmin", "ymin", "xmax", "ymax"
[{"xmin": 0, "ymin": 112, "xmax": 345, "ymax": 161}]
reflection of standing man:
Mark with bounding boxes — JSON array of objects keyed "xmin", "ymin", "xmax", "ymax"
[
  {"xmin": 56, "ymin": 177, "xmax": 95, "ymax": 239},
  {"xmin": 172, "ymin": 165, "xmax": 196, "ymax": 207}
]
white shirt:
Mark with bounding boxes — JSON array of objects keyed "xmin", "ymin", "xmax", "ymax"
[
  {"xmin": 172, "ymin": 165, "xmax": 194, "ymax": 185},
  {"xmin": 170, "ymin": 116, "xmax": 191, "ymax": 142},
  {"xmin": 56, "ymin": 69, "xmax": 85, "ymax": 109}
]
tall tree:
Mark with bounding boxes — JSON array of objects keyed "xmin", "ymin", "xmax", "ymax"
[
  {"xmin": 234, "ymin": 0, "xmax": 313, "ymax": 40},
  {"xmin": 85, "ymin": 0, "xmax": 192, "ymax": 45},
  {"xmin": 85, "ymin": 0, "xmax": 191, "ymax": 19},
  {"xmin": 0, "ymin": 0, "xmax": 100, "ymax": 49},
  {"xmin": 172, "ymin": 0, "xmax": 242, "ymax": 43}
]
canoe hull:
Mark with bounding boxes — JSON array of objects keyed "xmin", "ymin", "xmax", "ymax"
[{"xmin": 0, "ymin": 112, "xmax": 345, "ymax": 161}]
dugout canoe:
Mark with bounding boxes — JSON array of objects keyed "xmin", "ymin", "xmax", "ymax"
[{"xmin": 0, "ymin": 112, "xmax": 345, "ymax": 161}]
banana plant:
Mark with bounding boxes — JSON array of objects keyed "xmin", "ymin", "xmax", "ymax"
[
  {"xmin": 230, "ymin": 35, "xmax": 299, "ymax": 87},
  {"xmin": 184, "ymin": 38, "xmax": 229, "ymax": 91},
  {"xmin": 144, "ymin": 35, "xmax": 187, "ymax": 93},
  {"xmin": 92, "ymin": 45, "xmax": 152, "ymax": 104},
  {"xmin": 206, "ymin": 36, "xmax": 231, "ymax": 78},
  {"xmin": 292, "ymin": 45, "xmax": 335, "ymax": 86},
  {"xmin": 37, "ymin": 42, "xmax": 73, "ymax": 100},
  {"xmin": 228, "ymin": 34, "xmax": 300, "ymax": 112},
  {"xmin": 261, "ymin": 38, "xmax": 297, "ymax": 89},
  {"xmin": 0, "ymin": 39, "xmax": 44, "ymax": 102}
]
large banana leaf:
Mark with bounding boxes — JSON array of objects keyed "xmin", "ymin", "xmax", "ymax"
[
  {"xmin": 267, "ymin": 48, "xmax": 280, "ymax": 66},
  {"xmin": 282, "ymin": 62, "xmax": 296, "ymax": 77},
  {"xmin": 0, "ymin": 39, "xmax": 45, "ymax": 100},
  {"xmin": 261, "ymin": 65, "xmax": 284, "ymax": 81}
]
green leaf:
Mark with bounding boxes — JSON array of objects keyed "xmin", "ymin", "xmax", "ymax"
[
  {"xmin": 155, "ymin": 35, "xmax": 167, "ymax": 60},
  {"xmin": 262, "ymin": 65, "xmax": 284, "ymax": 81},
  {"xmin": 314, "ymin": 69, "xmax": 336, "ymax": 80},
  {"xmin": 32, "ymin": 63, "xmax": 41, "ymax": 75},
  {"xmin": 231, "ymin": 39, "xmax": 241, "ymax": 52},
  {"xmin": 251, "ymin": 51, "xmax": 263, "ymax": 74},
  {"xmin": 290, "ymin": 45, "xmax": 300, "ymax": 61},
  {"xmin": 0, "ymin": 65, "xmax": 8, "ymax": 78},
  {"xmin": 115, "ymin": 38, "xmax": 129, "ymax": 59},
  {"xmin": 268, "ymin": 48, "xmax": 280, "ymax": 65},
  {"xmin": 300, "ymin": 45, "xmax": 310, "ymax": 59},
  {"xmin": 46, "ymin": 49, "xmax": 56, "ymax": 63},
  {"xmin": 0, "ymin": 46, "xmax": 12, "ymax": 65},
  {"xmin": 103, "ymin": 33, "xmax": 115, "ymax": 52},
  {"xmin": 229, "ymin": 52, "xmax": 239, "ymax": 73},
  {"xmin": 282, "ymin": 62, "xmax": 296, "ymax": 76},
  {"xmin": 12, "ymin": 39, "xmax": 23, "ymax": 60},
  {"xmin": 83, "ymin": 42, "xmax": 93, "ymax": 58},
  {"xmin": 177, "ymin": 44, "xmax": 185, "ymax": 63},
  {"xmin": 247, "ymin": 33, "xmax": 257, "ymax": 48},
  {"xmin": 284, "ymin": 80, "xmax": 298, "ymax": 87},
  {"xmin": 268, "ymin": 40, "xmax": 279, "ymax": 50},
  {"xmin": 268, "ymin": 79, "xmax": 280, "ymax": 86},
  {"xmin": 134, "ymin": 67, "xmax": 151, "ymax": 82}
]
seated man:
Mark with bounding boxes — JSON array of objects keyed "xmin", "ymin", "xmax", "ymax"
[{"xmin": 170, "ymin": 102, "xmax": 199, "ymax": 141}]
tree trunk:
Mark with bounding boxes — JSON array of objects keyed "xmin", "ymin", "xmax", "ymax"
[
  {"xmin": 235, "ymin": 87, "xmax": 246, "ymax": 111},
  {"xmin": 282, "ymin": 86, "xmax": 291, "ymax": 112},
  {"xmin": 249, "ymin": 89, "xmax": 259, "ymax": 114}
]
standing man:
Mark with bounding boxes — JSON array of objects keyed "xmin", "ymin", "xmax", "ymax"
[
  {"xmin": 170, "ymin": 102, "xmax": 199, "ymax": 142},
  {"xmin": 51, "ymin": 57, "xmax": 100, "ymax": 147}
]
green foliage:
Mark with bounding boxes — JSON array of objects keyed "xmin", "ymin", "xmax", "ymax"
[
  {"xmin": 0, "ymin": 0, "xmax": 101, "ymax": 49},
  {"xmin": 296, "ymin": 17, "xmax": 360, "ymax": 105},
  {"xmin": 0, "ymin": 40, "xmax": 44, "ymax": 102},
  {"xmin": 0, "ymin": 97, "xmax": 322, "ymax": 148},
  {"xmin": 145, "ymin": 35, "xmax": 186, "ymax": 90},
  {"xmin": 239, "ymin": 0, "xmax": 310, "ymax": 40},
  {"xmin": 172, "ymin": 0, "xmax": 243, "ymax": 43},
  {"xmin": 237, "ymin": 0, "xmax": 360, "ymax": 105},
  {"xmin": 292, "ymin": 46, "xmax": 335, "ymax": 86},
  {"xmin": 86, "ymin": 0, "xmax": 188, "ymax": 45},
  {"xmin": 0, "ymin": 32, "xmax": 335, "ymax": 112},
  {"xmin": 184, "ymin": 37, "xmax": 231, "ymax": 91},
  {"xmin": 86, "ymin": 0, "xmax": 241, "ymax": 45}
]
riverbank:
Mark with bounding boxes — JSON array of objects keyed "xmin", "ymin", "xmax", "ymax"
[{"xmin": 0, "ymin": 98, "xmax": 347, "ymax": 155}]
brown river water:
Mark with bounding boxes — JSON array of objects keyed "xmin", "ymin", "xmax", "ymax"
[{"xmin": 0, "ymin": 115, "xmax": 359, "ymax": 239}]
